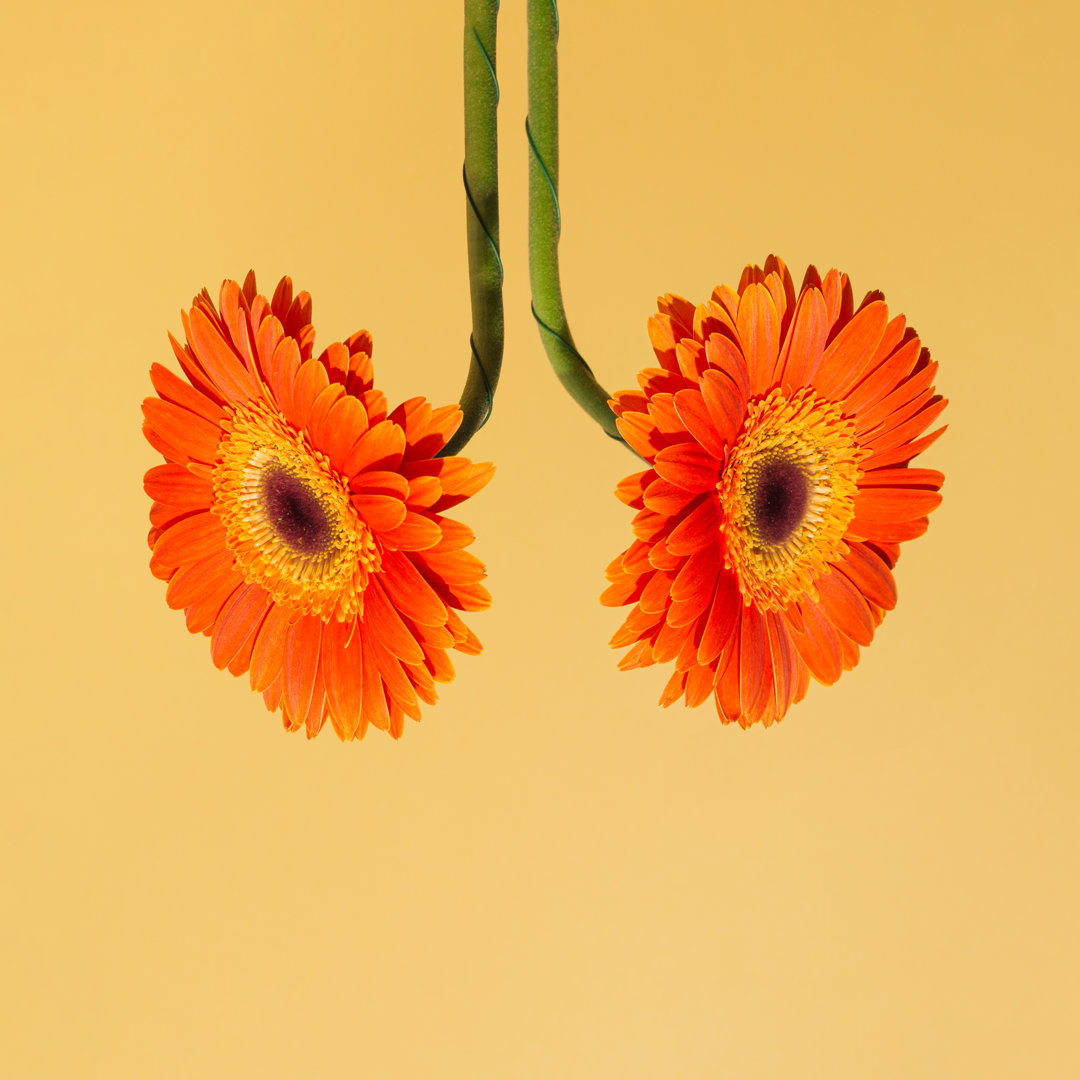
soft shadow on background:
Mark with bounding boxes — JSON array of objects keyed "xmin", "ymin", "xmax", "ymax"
[{"xmin": 2, "ymin": 1, "xmax": 1077, "ymax": 1077}]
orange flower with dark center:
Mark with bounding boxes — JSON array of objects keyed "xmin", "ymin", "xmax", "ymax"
[
  {"xmin": 602, "ymin": 256, "xmax": 946, "ymax": 727},
  {"xmin": 142, "ymin": 272, "xmax": 493, "ymax": 740}
]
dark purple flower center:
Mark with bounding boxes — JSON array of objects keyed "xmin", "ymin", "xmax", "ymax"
[
  {"xmin": 260, "ymin": 468, "xmax": 333, "ymax": 555},
  {"xmin": 751, "ymin": 459, "xmax": 810, "ymax": 544}
]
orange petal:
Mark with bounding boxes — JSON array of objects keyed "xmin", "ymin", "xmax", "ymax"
[
  {"xmin": 631, "ymin": 507, "xmax": 669, "ymax": 544},
  {"xmin": 184, "ymin": 577, "xmax": 242, "ymax": 636},
  {"xmin": 638, "ymin": 365, "xmax": 690, "ymax": 398},
  {"xmin": 434, "ymin": 578, "xmax": 491, "ymax": 613},
  {"xmin": 211, "ymin": 583, "xmax": 271, "ymax": 671},
  {"xmin": 142, "ymin": 398, "xmax": 222, "ymax": 465},
  {"xmin": 647, "ymin": 313, "xmax": 679, "ymax": 369},
  {"xmin": 166, "ymin": 551, "xmax": 241, "ymax": 611},
  {"xmin": 697, "ymin": 570, "xmax": 740, "ymax": 666},
  {"xmin": 673, "ymin": 389, "xmax": 729, "ymax": 460},
  {"xmin": 851, "ymin": 485, "xmax": 943, "ymax": 524},
  {"xmin": 614, "ymin": 471, "xmax": 649, "ymax": 509},
  {"xmin": 858, "ymin": 466, "xmax": 944, "ymax": 490},
  {"xmin": 684, "ymin": 664, "xmax": 715, "ymax": 707},
  {"xmin": 790, "ymin": 600, "xmax": 843, "ymax": 685},
  {"xmin": 320, "ymin": 341, "xmax": 351, "ymax": 386},
  {"xmin": 668, "ymin": 547, "xmax": 720, "ymax": 627},
  {"xmin": 428, "ymin": 458, "xmax": 495, "ymax": 509},
  {"xmin": 380, "ymin": 551, "xmax": 449, "ymax": 626},
  {"xmin": 270, "ymin": 276, "xmax": 293, "ymax": 321},
  {"xmin": 736, "ymin": 282, "xmax": 781, "ymax": 394},
  {"xmin": 265, "ymin": 673, "xmax": 286, "ymax": 721},
  {"xmin": 738, "ymin": 605, "xmax": 770, "ymax": 721},
  {"xmin": 249, "ymin": 603, "xmax": 292, "ymax": 692},
  {"xmin": 358, "ymin": 622, "xmax": 391, "ymax": 733},
  {"xmin": 654, "ymin": 441, "xmax": 721, "ymax": 493},
  {"xmin": 847, "ymin": 514, "xmax": 930, "ymax": 544},
  {"xmin": 350, "ymin": 470, "xmax": 410, "ymax": 500},
  {"xmin": 151, "ymin": 511, "xmax": 226, "ymax": 573},
  {"xmin": 318, "ymin": 392, "xmax": 371, "ymax": 474},
  {"xmin": 219, "ymin": 280, "xmax": 257, "ymax": 375},
  {"xmin": 302, "ymin": 660, "xmax": 327, "ymax": 740},
  {"xmin": 647, "ymin": 391, "xmax": 690, "ymax": 437},
  {"xmin": 305, "ymin": 383, "xmax": 347, "ymax": 449},
  {"xmin": 601, "ymin": 580, "xmax": 644, "ymax": 608},
  {"xmin": 282, "ymin": 616, "xmax": 323, "ymax": 728},
  {"xmin": 766, "ymin": 612, "xmax": 798, "ymax": 720},
  {"xmin": 813, "ymin": 300, "xmax": 889, "ymax": 399},
  {"xmin": 703, "ymin": 333, "xmax": 750, "ymax": 395},
  {"xmin": 699, "ymin": 367, "xmax": 747, "ymax": 448},
  {"xmin": 714, "ymin": 619, "xmax": 743, "ymax": 723},
  {"xmin": 143, "ymin": 464, "xmax": 213, "ymax": 509},
  {"xmin": 291, "ymin": 357, "xmax": 331, "ymax": 430},
  {"xmin": 814, "ymin": 570, "xmax": 874, "ymax": 647},
  {"xmin": 149, "ymin": 500, "xmax": 193, "ymax": 531},
  {"xmin": 187, "ymin": 306, "xmax": 263, "ymax": 404},
  {"xmin": 366, "ymin": 634, "xmax": 420, "ymax": 720},
  {"xmin": 406, "ymin": 475, "xmax": 442, "ymax": 508},
  {"xmin": 819, "ymin": 268, "xmax": 851, "ymax": 329},
  {"xmin": 777, "ymin": 286, "xmax": 829, "ymax": 390},
  {"xmin": 263, "ymin": 335, "xmax": 301, "ymax": 420},
  {"xmin": 675, "ymin": 339, "xmax": 707, "ymax": 382},
  {"xmin": 377, "ymin": 509, "xmax": 441, "ymax": 550},
  {"xmin": 351, "ymin": 493, "xmax": 408, "ymax": 533},
  {"xmin": 428, "ymin": 516, "xmax": 475, "ymax": 552},
  {"xmin": 616, "ymin": 639, "xmax": 654, "ymax": 669},
  {"xmin": 666, "ymin": 498, "xmax": 721, "ymax": 556},
  {"xmin": 150, "ymin": 363, "xmax": 226, "ymax": 426},
  {"xmin": 643, "ymin": 477, "xmax": 697, "ymax": 516},
  {"xmin": 861, "ymin": 422, "xmax": 947, "ymax": 470},
  {"xmin": 653, "ymin": 619, "xmax": 690, "ymax": 664},
  {"xmin": 389, "ymin": 396, "xmax": 432, "ymax": 445},
  {"xmin": 364, "ymin": 580, "xmax": 425, "ymax": 664},
  {"xmin": 617, "ymin": 412, "xmax": 662, "ymax": 460},
  {"xmin": 253, "ymin": 312, "xmax": 284, "ymax": 385},
  {"xmin": 658, "ymin": 292, "xmax": 695, "ymax": 335},
  {"xmin": 639, "ymin": 569, "xmax": 677, "ymax": 615},
  {"xmin": 344, "ymin": 418, "xmax": 406, "ymax": 476},
  {"xmin": 168, "ymin": 332, "xmax": 222, "ymax": 407},
  {"xmin": 324, "ymin": 618, "xmax": 364, "ymax": 739},
  {"xmin": 842, "ymin": 335, "xmax": 922, "ymax": 415},
  {"xmin": 857, "ymin": 362, "xmax": 939, "ymax": 440},
  {"xmin": 610, "ymin": 603, "xmax": 664, "ymax": 647},
  {"xmin": 415, "ymin": 548, "xmax": 486, "ymax": 586}
]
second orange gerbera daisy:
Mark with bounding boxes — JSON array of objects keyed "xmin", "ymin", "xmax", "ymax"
[
  {"xmin": 602, "ymin": 256, "xmax": 946, "ymax": 727},
  {"xmin": 143, "ymin": 272, "xmax": 493, "ymax": 740}
]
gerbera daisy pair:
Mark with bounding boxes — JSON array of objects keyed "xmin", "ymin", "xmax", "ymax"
[{"xmin": 143, "ymin": 258, "xmax": 944, "ymax": 740}]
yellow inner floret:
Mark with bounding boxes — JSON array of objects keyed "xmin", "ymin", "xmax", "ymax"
[
  {"xmin": 718, "ymin": 387, "xmax": 867, "ymax": 611},
  {"xmin": 211, "ymin": 403, "xmax": 379, "ymax": 620}
]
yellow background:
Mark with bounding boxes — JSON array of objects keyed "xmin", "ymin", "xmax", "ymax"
[{"xmin": 2, "ymin": 1, "xmax": 1076, "ymax": 1076}]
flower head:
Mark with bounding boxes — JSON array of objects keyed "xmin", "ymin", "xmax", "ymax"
[
  {"xmin": 143, "ymin": 272, "xmax": 493, "ymax": 740},
  {"xmin": 602, "ymin": 257, "xmax": 946, "ymax": 727}
]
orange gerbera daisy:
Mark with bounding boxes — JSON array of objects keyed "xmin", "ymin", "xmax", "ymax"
[
  {"xmin": 602, "ymin": 256, "xmax": 946, "ymax": 727},
  {"xmin": 143, "ymin": 272, "xmax": 493, "ymax": 740}
]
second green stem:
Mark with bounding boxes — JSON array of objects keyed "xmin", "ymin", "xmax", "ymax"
[
  {"xmin": 527, "ymin": 0, "xmax": 624, "ymax": 444},
  {"xmin": 442, "ymin": 0, "xmax": 504, "ymax": 457}
]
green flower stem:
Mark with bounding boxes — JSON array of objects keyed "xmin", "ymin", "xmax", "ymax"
[
  {"xmin": 527, "ymin": 0, "xmax": 625, "ymax": 445},
  {"xmin": 441, "ymin": 0, "xmax": 504, "ymax": 458}
]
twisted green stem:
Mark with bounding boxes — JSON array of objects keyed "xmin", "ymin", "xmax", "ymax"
[
  {"xmin": 441, "ymin": 0, "xmax": 504, "ymax": 457},
  {"xmin": 527, "ymin": 0, "xmax": 625, "ymax": 445}
]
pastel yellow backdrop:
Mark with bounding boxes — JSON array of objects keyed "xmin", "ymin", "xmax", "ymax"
[{"xmin": 1, "ymin": 1, "xmax": 1076, "ymax": 1077}]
